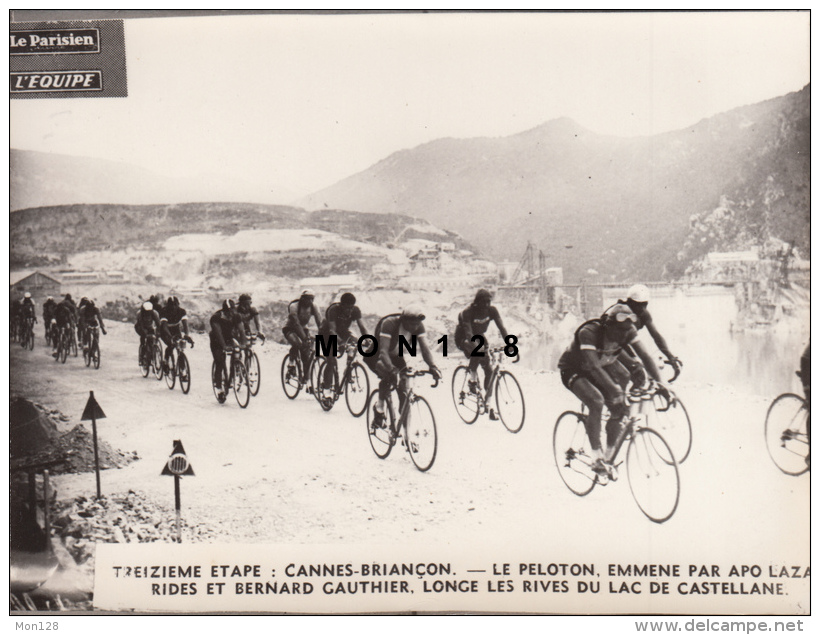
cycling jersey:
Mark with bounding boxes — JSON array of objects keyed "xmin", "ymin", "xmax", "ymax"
[
  {"xmin": 558, "ymin": 319, "xmax": 638, "ymax": 374},
  {"xmin": 161, "ymin": 305, "xmax": 188, "ymax": 329},
  {"xmin": 320, "ymin": 302, "xmax": 362, "ymax": 339},
  {"xmin": 286, "ymin": 298, "xmax": 320, "ymax": 328},
  {"xmin": 80, "ymin": 305, "xmax": 105, "ymax": 328},
  {"xmin": 135, "ymin": 308, "xmax": 160, "ymax": 335},
  {"xmin": 376, "ymin": 314, "xmax": 424, "ymax": 359},
  {"xmin": 43, "ymin": 300, "xmax": 56, "ymax": 321},
  {"xmin": 209, "ymin": 309, "xmax": 242, "ymax": 349},
  {"xmin": 21, "ymin": 299, "xmax": 36, "ymax": 320},
  {"xmin": 54, "ymin": 302, "xmax": 76, "ymax": 327}
]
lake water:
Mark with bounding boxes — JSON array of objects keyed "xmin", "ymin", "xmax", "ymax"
[{"xmin": 522, "ymin": 286, "xmax": 810, "ymax": 398}]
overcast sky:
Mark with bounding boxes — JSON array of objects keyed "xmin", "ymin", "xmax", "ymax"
[{"xmin": 10, "ymin": 11, "xmax": 810, "ymax": 198}]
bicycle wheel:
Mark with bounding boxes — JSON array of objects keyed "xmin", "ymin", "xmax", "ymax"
[
  {"xmin": 70, "ymin": 330, "xmax": 78, "ymax": 357},
  {"xmin": 495, "ymin": 370, "xmax": 525, "ymax": 433},
  {"xmin": 59, "ymin": 332, "xmax": 69, "ymax": 364},
  {"xmin": 626, "ymin": 428, "xmax": 680, "ymax": 523},
  {"xmin": 232, "ymin": 360, "xmax": 250, "ymax": 408},
  {"xmin": 344, "ymin": 361, "xmax": 370, "ymax": 418},
  {"xmin": 553, "ymin": 411, "xmax": 598, "ymax": 496},
  {"xmin": 765, "ymin": 393, "xmax": 809, "ymax": 476},
  {"xmin": 92, "ymin": 338, "xmax": 101, "ymax": 370},
  {"xmin": 652, "ymin": 394, "xmax": 692, "ymax": 464},
  {"xmin": 280, "ymin": 353, "xmax": 302, "ymax": 399},
  {"xmin": 83, "ymin": 340, "xmax": 92, "ymax": 366},
  {"xmin": 178, "ymin": 353, "xmax": 191, "ymax": 394},
  {"xmin": 139, "ymin": 343, "xmax": 150, "ymax": 377},
  {"xmin": 404, "ymin": 395, "xmax": 437, "ymax": 472},
  {"xmin": 309, "ymin": 356, "xmax": 321, "ymax": 401},
  {"xmin": 451, "ymin": 365, "xmax": 480, "ymax": 424},
  {"xmin": 165, "ymin": 350, "xmax": 177, "ymax": 389},
  {"xmin": 316, "ymin": 359, "xmax": 338, "ymax": 412},
  {"xmin": 367, "ymin": 389, "xmax": 394, "ymax": 459},
  {"xmin": 152, "ymin": 343, "xmax": 164, "ymax": 380},
  {"xmin": 246, "ymin": 351, "xmax": 261, "ymax": 396}
]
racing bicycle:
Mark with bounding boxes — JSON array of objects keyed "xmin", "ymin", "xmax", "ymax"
[
  {"xmin": 366, "ymin": 368, "xmax": 439, "ymax": 472},
  {"xmin": 451, "ymin": 347, "xmax": 525, "ymax": 433},
  {"xmin": 280, "ymin": 339, "xmax": 320, "ymax": 400},
  {"xmin": 553, "ymin": 383, "xmax": 681, "ymax": 523},
  {"xmin": 82, "ymin": 325, "xmax": 102, "ymax": 369},
  {"xmin": 315, "ymin": 338, "xmax": 371, "ymax": 416},
  {"xmin": 243, "ymin": 333, "xmax": 263, "ymax": 397},
  {"xmin": 212, "ymin": 344, "xmax": 250, "ymax": 408},
  {"xmin": 139, "ymin": 333, "xmax": 163, "ymax": 379},
  {"xmin": 164, "ymin": 336, "xmax": 193, "ymax": 393}
]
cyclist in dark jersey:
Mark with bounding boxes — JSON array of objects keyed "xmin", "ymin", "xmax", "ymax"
[
  {"xmin": 455, "ymin": 289, "xmax": 510, "ymax": 419},
  {"xmin": 160, "ymin": 296, "xmax": 192, "ymax": 371},
  {"xmin": 799, "ymin": 341, "xmax": 810, "ymax": 468},
  {"xmin": 602, "ymin": 284, "xmax": 681, "ymax": 377},
  {"xmin": 42, "ymin": 296, "xmax": 57, "ymax": 340},
  {"xmin": 282, "ymin": 290, "xmax": 322, "ymax": 377},
  {"xmin": 134, "ymin": 301, "xmax": 161, "ymax": 363},
  {"xmin": 317, "ymin": 292, "xmax": 369, "ymax": 394},
  {"xmin": 210, "ymin": 299, "xmax": 243, "ymax": 402},
  {"xmin": 558, "ymin": 305, "xmax": 656, "ymax": 479},
  {"xmin": 52, "ymin": 296, "xmax": 78, "ymax": 357},
  {"xmin": 79, "ymin": 299, "xmax": 107, "ymax": 350},
  {"xmin": 237, "ymin": 293, "xmax": 265, "ymax": 343},
  {"xmin": 367, "ymin": 304, "xmax": 442, "ymax": 428},
  {"xmin": 20, "ymin": 293, "xmax": 37, "ymax": 331}
]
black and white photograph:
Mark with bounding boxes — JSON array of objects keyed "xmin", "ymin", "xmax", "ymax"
[{"xmin": 8, "ymin": 9, "xmax": 812, "ymax": 625}]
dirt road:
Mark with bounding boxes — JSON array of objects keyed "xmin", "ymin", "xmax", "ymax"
[{"xmin": 9, "ymin": 321, "xmax": 810, "ymax": 613}]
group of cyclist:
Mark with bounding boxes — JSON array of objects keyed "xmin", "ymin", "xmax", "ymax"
[
  {"xmin": 9, "ymin": 292, "xmax": 38, "ymax": 344},
  {"xmin": 8, "ymin": 292, "xmax": 108, "ymax": 359},
  {"xmin": 207, "ymin": 293, "xmax": 266, "ymax": 402}
]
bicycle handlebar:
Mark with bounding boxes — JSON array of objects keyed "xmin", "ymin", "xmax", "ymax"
[
  {"xmin": 487, "ymin": 346, "xmax": 520, "ymax": 364},
  {"xmin": 400, "ymin": 367, "xmax": 440, "ymax": 388}
]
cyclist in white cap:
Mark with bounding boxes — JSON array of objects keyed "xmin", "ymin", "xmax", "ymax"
[{"xmin": 602, "ymin": 284, "xmax": 682, "ymax": 378}]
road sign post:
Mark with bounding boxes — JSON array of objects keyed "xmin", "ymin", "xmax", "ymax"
[
  {"xmin": 80, "ymin": 391, "xmax": 107, "ymax": 499},
  {"xmin": 161, "ymin": 440, "xmax": 195, "ymax": 543}
]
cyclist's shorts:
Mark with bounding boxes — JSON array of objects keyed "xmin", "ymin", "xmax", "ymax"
[
  {"xmin": 560, "ymin": 368, "xmax": 585, "ymax": 390},
  {"xmin": 282, "ymin": 325, "xmax": 310, "ymax": 342}
]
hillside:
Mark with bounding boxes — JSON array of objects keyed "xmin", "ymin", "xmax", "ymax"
[
  {"xmin": 299, "ymin": 86, "xmax": 810, "ymax": 281},
  {"xmin": 9, "ymin": 150, "xmax": 299, "ymax": 211}
]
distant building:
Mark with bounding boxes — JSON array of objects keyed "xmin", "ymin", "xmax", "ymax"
[{"xmin": 9, "ymin": 271, "xmax": 61, "ymax": 299}]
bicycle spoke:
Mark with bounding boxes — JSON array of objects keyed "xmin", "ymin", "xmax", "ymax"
[
  {"xmin": 404, "ymin": 395, "xmax": 437, "ymax": 472},
  {"xmin": 495, "ymin": 371, "xmax": 525, "ymax": 433},
  {"xmin": 553, "ymin": 411, "xmax": 597, "ymax": 496},
  {"xmin": 627, "ymin": 428, "xmax": 680, "ymax": 523},
  {"xmin": 765, "ymin": 393, "xmax": 809, "ymax": 476},
  {"xmin": 451, "ymin": 366, "xmax": 480, "ymax": 424}
]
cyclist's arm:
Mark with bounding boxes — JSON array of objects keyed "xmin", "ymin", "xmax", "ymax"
[
  {"xmin": 96, "ymin": 309, "xmax": 107, "ymax": 333},
  {"xmin": 210, "ymin": 315, "xmax": 227, "ymax": 349},
  {"xmin": 629, "ymin": 339, "xmax": 662, "ymax": 382},
  {"xmin": 580, "ymin": 349, "xmax": 623, "ymax": 401},
  {"xmin": 181, "ymin": 315, "xmax": 190, "ymax": 337},
  {"xmin": 490, "ymin": 307, "xmax": 509, "ymax": 341},
  {"xmin": 355, "ymin": 318, "xmax": 368, "ymax": 337},
  {"xmin": 311, "ymin": 304, "xmax": 322, "ymax": 330},
  {"xmin": 644, "ymin": 318, "xmax": 675, "ymax": 360}
]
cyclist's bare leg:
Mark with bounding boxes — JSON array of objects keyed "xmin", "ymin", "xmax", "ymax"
[{"xmin": 569, "ymin": 376, "xmax": 606, "ymax": 462}]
